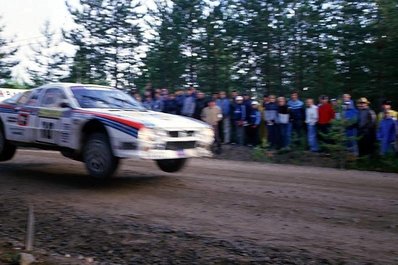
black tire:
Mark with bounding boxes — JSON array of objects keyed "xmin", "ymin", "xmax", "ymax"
[
  {"xmin": 156, "ymin": 158, "xmax": 187, "ymax": 173},
  {"xmin": 83, "ymin": 133, "xmax": 119, "ymax": 179},
  {"xmin": 0, "ymin": 124, "xmax": 16, "ymax": 162}
]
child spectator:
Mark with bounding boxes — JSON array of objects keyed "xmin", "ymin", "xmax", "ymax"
[
  {"xmin": 377, "ymin": 110, "xmax": 397, "ymax": 155},
  {"xmin": 305, "ymin": 98, "xmax": 319, "ymax": 152}
]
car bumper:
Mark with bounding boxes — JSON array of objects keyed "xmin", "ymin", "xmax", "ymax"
[{"xmin": 115, "ymin": 147, "xmax": 213, "ymax": 160}]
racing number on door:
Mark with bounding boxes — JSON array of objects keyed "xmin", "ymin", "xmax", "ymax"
[{"xmin": 41, "ymin": 121, "xmax": 54, "ymax": 139}]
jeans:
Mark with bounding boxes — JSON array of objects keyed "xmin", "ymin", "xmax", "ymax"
[
  {"xmin": 222, "ymin": 117, "xmax": 231, "ymax": 143},
  {"xmin": 266, "ymin": 124, "xmax": 277, "ymax": 148},
  {"xmin": 235, "ymin": 125, "xmax": 245, "ymax": 145},
  {"xmin": 278, "ymin": 123, "xmax": 289, "ymax": 149},
  {"xmin": 307, "ymin": 124, "xmax": 319, "ymax": 152}
]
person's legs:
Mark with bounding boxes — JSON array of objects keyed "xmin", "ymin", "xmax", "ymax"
[
  {"xmin": 223, "ymin": 118, "xmax": 231, "ymax": 144},
  {"xmin": 307, "ymin": 124, "xmax": 319, "ymax": 152}
]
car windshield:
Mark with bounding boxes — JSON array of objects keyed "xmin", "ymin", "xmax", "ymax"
[{"xmin": 71, "ymin": 86, "xmax": 145, "ymax": 111}]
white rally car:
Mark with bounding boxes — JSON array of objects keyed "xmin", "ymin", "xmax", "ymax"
[{"xmin": 0, "ymin": 83, "xmax": 214, "ymax": 178}]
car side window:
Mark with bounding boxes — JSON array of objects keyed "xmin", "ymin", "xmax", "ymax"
[
  {"xmin": 16, "ymin": 91, "xmax": 32, "ymax": 105},
  {"xmin": 26, "ymin": 89, "xmax": 42, "ymax": 106},
  {"xmin": 40, "ymin": 88, "xmax": 67, "ymax": 108}
]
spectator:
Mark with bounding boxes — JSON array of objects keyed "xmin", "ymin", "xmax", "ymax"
[
  {"xmin": 181, "ymin": 88, "xmax": 196, "ymax": 117},
  {"xmin": 264, "ymin": 95, "xmax": 278, "ymax": 149},
  {"xmin": 233, "ymin": 96, "xmax": 246, "ymax": 145},
  {"xmin": 152, "ymin": 92, "xmax": 164, "ymax": 112},
  {"xmin": 318, "ymin": 95, "xmax": 335, "ymax": 144},
  {"xmin": 305, "ymin": 98, "xmax": 319, "ymax": 152},
  {"xmin": 377, "ymin": 110, "xmax": 397, "ymax": 155},
  {"xmin": 175, "ymin": 89, "xmax": 185, "ymax": 115},
  {"xmin": 378, "ymin": 100, "xmax": 398, "ymax": 122},
  {"xmin": 259, "ymin": 95, "xmax": 269, "ymax": 145},
  {"xmin": 342, "ymin": 99, "xmax": 359, "ymax": 156},
  {"xmin": 201, "ymin": 99, "xmax": 223, "ymax": 153},
  {"xmin": 246, "ymin": 101, "xmax": 261, "ymax": 147},
  {"xmin": 163, "ymin": 93, "xmax": 178, "ymax": 114},
  {"xmin": 142, "ymin": 95, "xmax": 153, "ymax": 110},
  {"xmin": 242, "ymin": 93, "xmax": 252, "ymax": 120},
  {"xmin": 357, "ymin": 97, "xmax": 377, "ymax": 157},
  {"xmin": 216, "ymin": 91, "xmax": 232, "ymax": 144},
  {"xmin": 230, "ymin": 90, "xmax": 239, "ymax": 144},
  {"xmin": 287, "ymin": 91, "xmax": 305, "ymax": 142},
  {"xmin": 193, "ymin": 91, "xmax": 207, "ymax": 120},
  {"xmin": 276, "ymin": 97, "xmax": 290, "ymax": 149}
]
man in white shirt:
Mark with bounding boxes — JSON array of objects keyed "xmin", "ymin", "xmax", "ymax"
[{"xmin": 305, "ymin": 98, "xmax": 319, "ymax": 152}]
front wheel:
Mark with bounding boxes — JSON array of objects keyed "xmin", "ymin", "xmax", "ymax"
[
  {"xmin": 83, "ymin": 133, "xmax": 119, "ymax": 179},
  {"xmin": 0, "ymin": 126, "xmax": 16, "ymax": 162},
  {"xmin": 156, "ymin": 158, "xmax": 187, "ymax": 173}
]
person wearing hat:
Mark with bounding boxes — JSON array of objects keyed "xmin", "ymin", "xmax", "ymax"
[
  {"xmin": 342, "ymin": 98, "xmax": 359, "ymax": 156},
  {"xmin": 246, "ymin": 101, "xmax": 261, "ymax": 147},
  {"xmin": 357, "ymin": 97, "xmax": 377, "ymax": 157},
  {"xmin": 233, "ymin": 96, "xmax": 246, "ymax": 145}
]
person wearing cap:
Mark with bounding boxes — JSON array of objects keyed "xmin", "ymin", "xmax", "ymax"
[
  {"xmin": 201, "ymin": 99, "xmax": 223, "ymax": 153},
  {"xmin": 342, "ymin": 98, "xmax": 359, "ymax": 156},
  {"xmin": 233, "ymin": 96, "xmax": 246, "ymax": 145},
  {"xmin": 246, "ymin": 101, "xmax": 261, "ymax": 147},
  {"xmin": 357, "ymin": 97, "xmax": 377, "ymax": 157},
  {"xmin": 377, "ymin": 100, "xmax": 398, "ymax": 122},
  {"xmin": 377, "ymin": 110, "xmax": 397, "ymax": 155}
]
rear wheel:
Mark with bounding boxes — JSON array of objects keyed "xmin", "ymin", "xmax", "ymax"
[
  {"xmin": 0, "ymin": 124, "xmax": 16, "ymax": 162},
  {"xmin": 156, "ymin": 158, "xmax": 187, "ymax": 173},
  {"xmin": 83, "ymin": 133, "xmax": 119, "ymax": 179}
]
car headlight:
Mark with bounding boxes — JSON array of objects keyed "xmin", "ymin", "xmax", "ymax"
[{"xmin": 138, "ymin": 128, "xmax": 156, "ymax": 142}]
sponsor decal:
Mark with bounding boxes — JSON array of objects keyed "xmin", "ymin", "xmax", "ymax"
[
  {"xmin": 17, "ymin": 113, "xmax": 29, "ymax": 126},
  {"xmin": 10, "ymin": 127, "xmax": 24, "ymax": 136},
  {"xmin": 38, "ymin": 109, "xmax": 62, "ymax": 119}
]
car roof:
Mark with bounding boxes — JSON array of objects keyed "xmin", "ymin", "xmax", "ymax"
[{"xmin": 37, "ymin": 83, "xmax": 114, "ymax": 90}]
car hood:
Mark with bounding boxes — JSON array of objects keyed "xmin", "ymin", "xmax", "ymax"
[{"xmin": 85, "ymin": 109, "xmax": 209, "ymax": 130}]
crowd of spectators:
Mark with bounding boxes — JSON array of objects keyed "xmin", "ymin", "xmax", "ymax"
[{"xmin": 131, "ymin": 87, "xmax": 398, "ymax": 157}]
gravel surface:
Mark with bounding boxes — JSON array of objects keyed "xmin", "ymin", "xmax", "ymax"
[{"xmin": 0, "ymin": 149, "xmax": 398, "ymax": 264}]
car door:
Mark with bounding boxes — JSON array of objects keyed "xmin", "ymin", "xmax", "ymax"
[
  {"xmin": 5, "ymin": 90, "xmax": 38, "ymax": 143},
  {"xmin": 34, "ymin": 88, "xmax": 69, "ymax": 145}
]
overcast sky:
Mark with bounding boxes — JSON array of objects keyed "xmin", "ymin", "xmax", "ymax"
[
  {"xmin": 0, "ymin": 0, "xmax": 156, "ymax": 83},
  {"xmin": 0, "ymin": 0, "xmax": 81, "ymax": 81}
]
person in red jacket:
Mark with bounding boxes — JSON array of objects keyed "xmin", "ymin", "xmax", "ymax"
[{"xmin": 318, "ymin": 95, "xmax": 335, "ymax": 145}]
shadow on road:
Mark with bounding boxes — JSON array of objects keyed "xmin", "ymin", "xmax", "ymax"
[{"xmin": 0, "ymin": 162, "xmax": 170, "ymax": 191}]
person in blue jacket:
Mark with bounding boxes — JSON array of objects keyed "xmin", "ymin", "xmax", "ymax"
[
  {"xmin": 233, "ymin": 96, "xmax": 246, "ymax": 145},
  {"xmin": 377, "ymin": 110, "xmax": 397, "ymax": 155},
  {"xmin": 342, "ymin": 99, "xmax": 359, "ymax": 156},
  {"xmin": 246, "ymin": 101, "xmax": 261, "ymax": 146},
  {"xmin": 287, "ymin": 91, "xmax": 305, "ymax": 144}
]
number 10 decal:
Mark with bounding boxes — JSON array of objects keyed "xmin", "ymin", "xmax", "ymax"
[{"xmin": 41, "ymin": 121, "xmax": 54, "ymax": 140}]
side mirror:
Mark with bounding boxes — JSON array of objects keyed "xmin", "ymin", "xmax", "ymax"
[{"xmin": 60, "ymin": 101, "xmax": 71, "ymax": 108}]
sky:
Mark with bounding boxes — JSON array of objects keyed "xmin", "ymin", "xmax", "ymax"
[
  {"xmin": 0, "ymin": 0, "xmax": 80, "ymax": 82},
  {"xmin": 0, "ymin": 0, "xmax": 155, "ymax": 83}
]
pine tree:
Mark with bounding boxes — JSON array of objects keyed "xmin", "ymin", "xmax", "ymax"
[
  {"xmin": 64, "ymin": 0, "xmax": 144, "ymax": 88},
  {"xmin": 27, "ymin": 20, "xmax": 69, "ymax": 86},
  {"xmin": 0, "ymin": 17, "xmax": 19, "ymax": 86}
]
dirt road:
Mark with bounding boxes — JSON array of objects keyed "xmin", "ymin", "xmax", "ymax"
[{"xmin": 1, "ymin": 149, "xmax": 398, "ymax": 264}]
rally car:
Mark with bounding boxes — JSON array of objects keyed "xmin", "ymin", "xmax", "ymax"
[{"xmin": 0, "ymin": 83, "xmax": 214, "ymax": 178}]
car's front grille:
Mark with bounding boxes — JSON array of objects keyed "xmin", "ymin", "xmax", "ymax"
[
  {"xmin": 168, "ymin": 130, "xmax": 195, "ymax": 138},
  {"xmin": 165, "ymin": 141, "xmax": 196, "ymax": 150}
]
